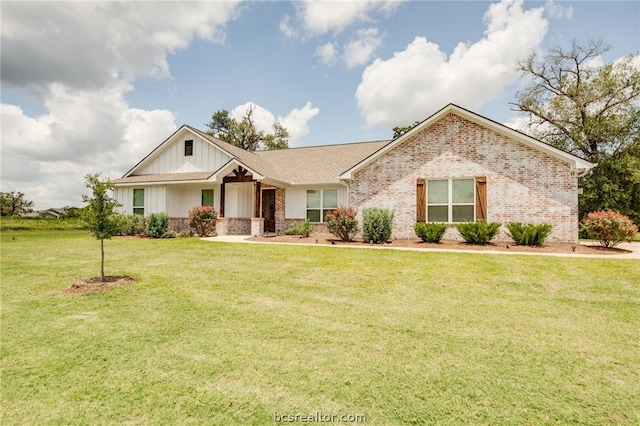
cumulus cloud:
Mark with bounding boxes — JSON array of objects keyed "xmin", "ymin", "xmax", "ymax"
[
  {"xmin": 315, "ymin": 42, "xmax": 339, "ymax": 66},
  {"xmin": 344, "ymin": 28, "xmax": 384, "ymax": 69},
  {"xmin": 0, "ymin": 1, "xmax": 241, "ymax": 209},
  {"xmin": 230, "ymin": 102, "xmax": 320, "ymax": 147},
  {"xmin": 356, "ymin": 0, "xmax": 548, "ymax": 128}
]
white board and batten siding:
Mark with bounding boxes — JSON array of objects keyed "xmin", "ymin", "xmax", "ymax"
[
  {"xmin": 136, "ymin": 130, "xmax": 233, "ymax": 175},
  {"xmin": 225, "ymin": 183, "xmax": 254, "ymax": 218},
  {"xmin": 165, "ymin": 184, "xmax": 219, "ymax": 217},
  {"xmin": 284, "ymin": 186, "xmax": 348, "ymax": 218},
  {"xmin": 115, "ymin": 186, "xmax": 165, "ymax": 216}
]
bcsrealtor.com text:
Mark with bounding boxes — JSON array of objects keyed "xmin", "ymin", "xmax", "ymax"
[{"xmin": 274, "ymin": 412, "xmax": 366, "ymax": 423}]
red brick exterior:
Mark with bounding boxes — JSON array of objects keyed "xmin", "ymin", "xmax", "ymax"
[{"xmin": 348, "ymin": 113, "xmax": 579, "ymax": 242}]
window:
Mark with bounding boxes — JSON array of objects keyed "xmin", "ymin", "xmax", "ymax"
[
  {"xmin": 306, "ymin": 189, "xmax": 337, "ymax": 222},
  {"xmin": 201, "ymin": 189, "xmax": 214, "ymax": 207},
  {"xmin": 184, "ymin": 140, "xmax": 193, "ymax": 156},
  {"xmin": 427, "ymin": 178, "xmax": 475, "ymax": 222},
  {"xmin": 133, "ymin": 189, "xmax": 144, "ymax": 215}
]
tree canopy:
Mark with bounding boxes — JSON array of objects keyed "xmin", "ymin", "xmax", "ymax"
[
  {"xmin": 511, "ymin": 39, "xmax": 640, "ymax": 224},
  {"xmin": 1, "ymin": 191, "xmax": 34, "ymax": 216},
  {"xmin": 392, "ymin": 121, "xmax": 421, "ymax": 139},
  {"xmin": 205, "ymin": 104, "xmax": 289, "ymax": 151}
]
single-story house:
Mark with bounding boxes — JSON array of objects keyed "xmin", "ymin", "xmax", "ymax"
[
  {"xmin": 39, "ymin": 208, "xmax": 67, "ymax": 219},
  {"xmin": 113, "ymin": 104, "xmax": 595, "ymax": 242}
]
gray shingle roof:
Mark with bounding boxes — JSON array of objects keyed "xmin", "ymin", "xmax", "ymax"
[{"xmin": 113, "ymin": 171, "xmax": 214, "ymax": 184}]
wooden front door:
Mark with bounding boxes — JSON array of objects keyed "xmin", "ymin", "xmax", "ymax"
[{"xmin": 262, "ymin": 189, "xmax": 276, "ymax": 233}]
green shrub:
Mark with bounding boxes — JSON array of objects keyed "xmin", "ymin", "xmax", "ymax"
[
  {"xmin": 163, "ymin": 230, "xmax": 177, "ymax": 239},
  {"xmin": 177, "ymin": 229, "xmax": 195, "ymax": 238},
  {"xmin": 506, "ymin": 222, "xmax": 553, "ymax": 246},
  {"xmin": 580, "ymin": 210, "xmax": 638, "ymax": 248},
  {"xmin": 455, "ymin": 221, "xmax": 501, "ymax": 245},
  {"xmin": 116, "ymin": 214, "xmax": 141, "ymax": 236},
  {"xmin": 146, "ymin": 212, "xmax": 170, "ymax": 238},
  {"xmin": 188, "ymin": 206, "xmax": 218, "ymax": 237},
  {"xmin": 134, "ymin": 216, "xmax": 147, "ymax": 236},
  {"xmin": 284, "ymin": 219, "xmax": 313, "ymax": 237},
  {"xmin": 414, "ymin": 222, "xmax": 448, "ymax": 243},
  {"xmin": 325, "ymin": 207, "xmax": 359, "ymax": 241},
  {"xmin": 362, "ymin": 208, "xmax": 394, "ymax": 243}
]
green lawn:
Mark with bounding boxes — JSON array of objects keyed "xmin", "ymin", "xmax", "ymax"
[{"xmin": 1, "ymin": 230, "xmax": 639, "ymax": 425}]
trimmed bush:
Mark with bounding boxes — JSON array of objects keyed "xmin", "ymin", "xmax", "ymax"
[
  {"xmin": 146, "ymin": 212, "xmax": 170, "ymax": 238},
  {"xmin": 414, "ymin": 222, "xmax": 448, "ymax": 243},
  {"xmin": 325, "ymin": 207, "xmax": 359, "ymax": 241},
  {"xmin": 188, "ymin": 206, "xmax": 218, "ymax": 237},
  {"xmin": 455, "ymin": 221, "xmax": 501, "ymax": 245},
  {"xmin": 362, "ymin": 208, "xmax": 394, "ymax": 243},
  {"xmin": 134, "ymin": 216, "xmax": 147, "ymax": 236},
  {"xmin": 177, "ymin": 229, "xmax": 195, "ymax": 238},
  {"xmin": 116, "ymin": 214, "xmax": 141, "ymax": 236},
  {"xmin": 284, "ymin": 218, "xmax": 313, "ymax": 237},
  {"xmin": 506, "ymin": 222, "xmax": 553, "ymax": 246},
  {"xmin": 580, "ymin": 210, "xmax": 638, "ymax": 248}
]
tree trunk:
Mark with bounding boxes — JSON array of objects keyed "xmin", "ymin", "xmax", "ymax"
[{"xmin": 100, "ymin": 239, "xmax": 105, "ymax": 282}]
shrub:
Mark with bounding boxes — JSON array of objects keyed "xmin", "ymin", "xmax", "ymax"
[
  {"xmin": 163, "ymin": 230, "xmax": 177, "ymax": 239},
  {"xmin": 414, "ymin": 222, "xmax": 448, "ymax": 243},
  {"xmin": 455, "ymin": 221, "xmax": 501, "ymax": 245},
  {"xmin": 188, "ymin": 206, "xmax": 218, "ymax": 237},
  {"xmin": 116, "ymin": 214, "xmax": 140, "ymax": 236},
  {"xmin": 362, "ymin": 208, "xmax": 394, "ymax": 243},
  {"xmin": 134, "ymin": 216, "xmax": 147, "ymax": 236},
  {"xmin": 284, "ymin": 218, "xmax": 313, "ymax": 237},
  {"xmin": 506, "ymin": 222, "xmax": 553, "ymax": 246},
  {"xmin": 325, "ymin": 207, "xmax": 359, "ymax": 241},
  {"xmin": 580, "ymin": 210, "xmax": 638, "ymax": 248},
  {"xmin": 146, "ymin": 212, "xmax": 170, "ymax": 238},
  {"xmin": 177, "ymin": 229, "xmax": 195, "ymax": 238}
]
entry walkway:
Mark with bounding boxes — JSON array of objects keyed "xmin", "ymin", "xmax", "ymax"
[{"xmin": 201, "ymin": 235, "xmax": 640, "ymax": 260}]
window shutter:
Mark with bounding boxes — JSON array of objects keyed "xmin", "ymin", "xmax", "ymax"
[
  {"xmin": 475, "ymin": 176, "xmax": 487, "ymax": 221},
  {"xmin": 416, "ymin": 179, "xmax": 426, "ymax": 222}
]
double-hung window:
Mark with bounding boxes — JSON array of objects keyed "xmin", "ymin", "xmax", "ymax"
[
  {"xmin": 201, "ymin": 189, "xmax": 214, "ymax": 207},
  {"xmin": 133, "ymin": 189, "xmax": 145, "ymax": 215},
  {"xmin": 306, "ymin": 189, "xmax": 337, "ymax": 222},
  {"xmin": 427, "ymin": 178, "xmax": 475, "ymax": 222}
]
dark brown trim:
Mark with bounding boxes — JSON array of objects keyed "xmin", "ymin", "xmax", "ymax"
[
  {"xmin": 416, "ymin": 179, "xmax": 426, "ymax": 222},
  {"xmin": 476, "ymin": 176, "xmax": 487, "ymax": 221}
]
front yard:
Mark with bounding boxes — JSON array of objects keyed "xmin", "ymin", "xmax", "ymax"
[{"xmin": 1, "ymin": 230, "xmax": 639, "ymax": 425}]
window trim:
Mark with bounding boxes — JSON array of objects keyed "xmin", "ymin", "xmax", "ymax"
[
  {"xmin": 184, "ymin": 139, "xmax": 194, "ymax": 156},
  {"xmin": 133, "ymin": 188, "xmax": 145, "ymax": 215},
  {"xmin": 427, "ymin": 178, "xmax": 476, "ymax": 223},
  {"xmin": 306, "ymin": 188, "xmax": 338, "ymax": 223},
  {"xmin": 201, "ymin": 189, "xmax": 214, "ymax": 207}
]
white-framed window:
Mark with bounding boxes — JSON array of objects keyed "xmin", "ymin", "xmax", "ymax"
[
  {"xmin": 306, "ymin": 189, "xmax": 337, "ymax": 222},
  {"xmin": 427, "ymin": 178, "xmax": 475, "ymax": 222},
  {"xmin": 201, "ymin": 189, "xmax": 214, "ymax": 207},
  {"xmin": 133, "ymin": 188, "xmax": 145, "ymax": 215}
]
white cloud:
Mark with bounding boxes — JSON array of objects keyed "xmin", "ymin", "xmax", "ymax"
[
  {"xmin": 344, "ymin": 28, "xmax": 383, "ymax": 69},
  {"xmin": 0, "ymin": 1, "xmax": 241, "ymax": 209},
  {"xmin": 230, "ymin": 102, "xmax": 320, "ymax": 147},
  {"xmin": 315, "ymin": 42, "xmax": 339, "ymax": 66},
  {"xmin": 545, "ymin": 0, "xmax": 573, "ymax": 19},
  {"xmin": 278, "ymin": 102, "xmax": 321, "ymax": 147},
  {"xmin": 284, "ymin": 0, "xmax": 402, "ymax": 37},
  {"xmin": 355, "ymin": 0, "xmax": 548, "ymax": 128}
]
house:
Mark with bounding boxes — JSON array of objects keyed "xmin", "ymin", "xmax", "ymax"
[
  {"xmin": 113, "ymin": 104, "xmax": 595, "ymax": 242},
  {"xmin": 39, "ymin": 208, "xmax": 67, "ymax": 219}
]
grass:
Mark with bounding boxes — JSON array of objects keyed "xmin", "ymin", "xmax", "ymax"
[{"xmin": 1, "ymin": 230, "xmax": 639, "ymax": 425}]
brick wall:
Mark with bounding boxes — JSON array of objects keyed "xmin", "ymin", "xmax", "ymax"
[{"xmin": 348, "ymin": 113, "xmax": 579, "ymax": 242}]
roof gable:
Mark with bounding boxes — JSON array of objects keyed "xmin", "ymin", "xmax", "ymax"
[{"xmin": 340, "ymin": 104, "xmax": 596, "ymax": 179}]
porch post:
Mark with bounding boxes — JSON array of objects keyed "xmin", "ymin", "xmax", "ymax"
[
  {"xmin": 254, "ymin": 181, "xmax": 261, "ymax": 218},
  {"xmin": 220, "ymin": 182, "xmax": 225, "ymax": 217}
]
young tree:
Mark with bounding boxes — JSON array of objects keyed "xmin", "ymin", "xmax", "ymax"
[
  {"xmin": 82, "ymin": 173, "xmax": 120, "ymax": 282},
  {"xmin": 511, "ymin": 39, "xmax": 640, "ymax": 222},
  {"xmin": 0, "ymin": 191, "xmax": 34, "ymax": 216},
  {"xmin": 205, "ymin": 104, "xmax": 289, "ymax": 151}
]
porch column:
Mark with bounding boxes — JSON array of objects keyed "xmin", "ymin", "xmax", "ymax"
[
  {"xmin": 254, "ymin": 181, "xmax": 261, "ymax": 218},
  {"xmin": 220, "ymin": 182, "xmax": 225, "ymax": 217}
]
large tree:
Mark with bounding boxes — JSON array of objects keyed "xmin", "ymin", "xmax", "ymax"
[
  {"xmin": 205, "ymin": 104, "xmax": 289, "ymax": 151},
  {"xmin": 0, "ymin": 191, "xmax": 34, "ymax": 216},
  {"xmin": 82, "ymin": 173, "xmax": 120, "ymax": 282},
  {"xmin": 511, "ymin": 39, "xmax": 640, "ymax": 223}
]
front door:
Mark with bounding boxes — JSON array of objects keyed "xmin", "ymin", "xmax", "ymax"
[{"xmin": 262, "ymin": 189, "xmax": 276, "ymax": 233}]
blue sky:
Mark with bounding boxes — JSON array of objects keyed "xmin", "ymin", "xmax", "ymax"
[{"xmin": 1, "ymin": 0, "xmax": 639, "ymax": 209}]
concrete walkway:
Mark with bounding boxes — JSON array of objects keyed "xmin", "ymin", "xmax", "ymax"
[{"xmin": 201, "ymin": 235, "xmax": 640, "ymax": 260}]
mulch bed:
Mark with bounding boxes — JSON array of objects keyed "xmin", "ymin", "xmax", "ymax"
[
  {"xmin": 63, "ymin": 275, "xmax": 135, "ymax": 295},
  {"xmin": 249, "ymin": 233, "xmax": 630, "ymax": 256}
]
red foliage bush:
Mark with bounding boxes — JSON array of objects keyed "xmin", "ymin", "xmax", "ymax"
[
  {"xmin": 325, "ymin": 207, "xmax": 359, "ymax": 241},
  {"xmin": 580, "ymin": 210, "xmax": 638, "ymax": 248},
  {"xmin": 188, "ymin": 206, "xmax": 218, "ymax": 237}
]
